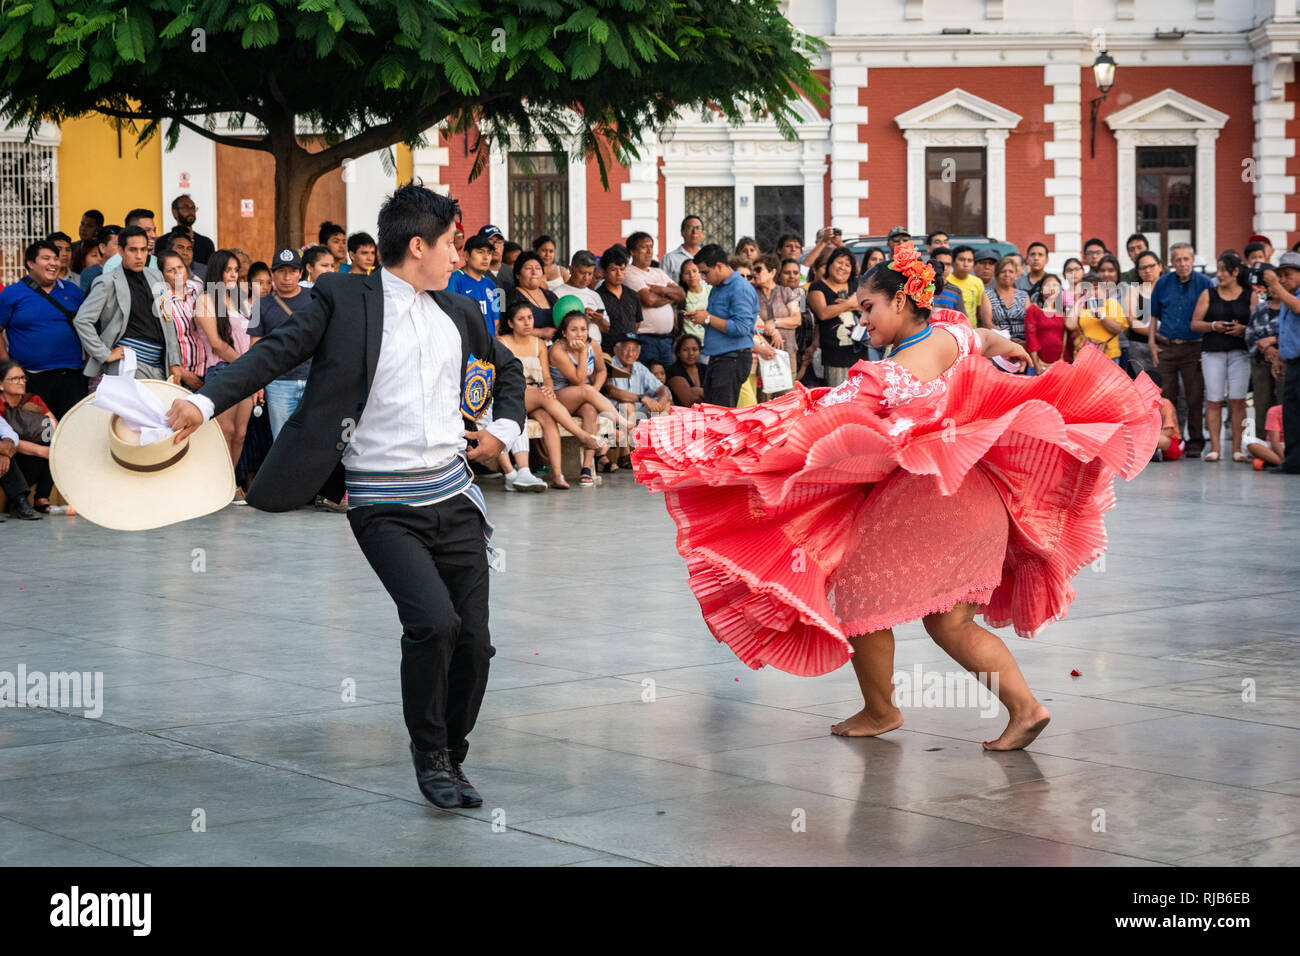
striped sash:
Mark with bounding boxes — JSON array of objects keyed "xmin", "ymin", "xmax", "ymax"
[
  {"xmin": 346, "ymin": 455, "xmax": 495, "ymax": 549},
  {"xmin": 119, "ymin": 337, "xmax": 165, "ymax": 371}
]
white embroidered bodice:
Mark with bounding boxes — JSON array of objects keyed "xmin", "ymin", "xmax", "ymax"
[{"xmin": 817, "ymin": 319, "xmax": 981, "ymax": 413}]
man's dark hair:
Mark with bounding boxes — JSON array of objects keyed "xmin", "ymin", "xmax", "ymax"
[
  {"xmin": 347, "ymin": 231, "xmax": 376, "ymax": 254},
  {"xmin": 463, "ymin": 234, "xmax": 492, "ymax": 255},
  {"xmin": 376, "ymin": 183, "xmax": 461, "ymax": 266},
  {"xmin": 929, "ymin": 246, "xmax": 953, "ymax": 259},
  {"xmin": 601, "ymin": 245, "xmax": 630, "ymax": 269},
  {"xmin": 82, "ymin": 209, "xmax": 105, "ymax": 227},
  {"xmin": 927, "ymin": 230, "xmax": 950, "ymax": 244},
  {"xmin": 1125, "ymin": 232, "xmax": 1150, "ymax": 249},
  {"xmin": 118, "ymin": 224, "xmax": 150, "ymax": 247},
  {"xmin": 47, "ymin": 231, "xmax": 72, "ymax": 246},
  {"xmin": 124, "ymin": 208, "xmax": 155, "ymax": 227},
  {"xmin": 951, "ymin": 244, "xmax": 974, "ymax": 258},
  {"xmin": 626, "ymin": 231, "xmax": 653, "ymax": 252},
  {"xmin": 303, "ymin": 245, "xmax": 334, "ymax": 271},
  {"xmin": 318, "ymin": 220, "xmax": 346, "ymax": 244},
  {"xmin": 1135, "ymin": 249, "xmax": 1163, "ymax": 268},
  {"xmin": 1025, "ymin": 240, "xmax": 1049, "ymax": 256},
  {"xmin": 1083, "ymin": 236, "xmax": 1107, "ymax": 252},
  {"xmin": 1243, "ymin": 241, "xmax": 1266, "ymax": 259},
  {"xmin": 24, "ymin": 239, "xmax": 59, "ymax": 268},
  {"xmin": 693, "ymin": 244, "xmax": 728, "ymax": 270},
  {"xmin": 171, "ymin": 194, "xmax": 193, "ymax": 212},
  {"xmin": 570, "ymin": 250, "xmax": 598, "ymax": 270},
  {"xmin": 777, "ymin": 233, "xmax": 801, "ymax": 250},
  {"xmin": 680, "ymin": 214, "xmax": 702, "ymax": 231},
  {"xmin": 95, "ymin": 225, "xmax": 121, "ymax": 247},
  {"xmin": 502, "ymin": 240, "xmax": 522, "ymax": 257}
]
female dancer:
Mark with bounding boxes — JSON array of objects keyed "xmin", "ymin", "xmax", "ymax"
[
  {"xmin": 497, "ymin": 301, "xmax": 610, "ymax": 489},
  {"xmin": 633, "ymin": 244, "xmax": 1161, "ymax": 750}
]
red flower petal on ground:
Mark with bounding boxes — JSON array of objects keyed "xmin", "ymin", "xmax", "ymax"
[{"xmin": 1070, "ymin": 669, "xmax": 1082, "ymax": 677}]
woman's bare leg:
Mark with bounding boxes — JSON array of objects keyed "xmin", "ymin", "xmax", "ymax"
[
  {"xmin": 578, "ymin": 403, "xmax": 599, "ymax": 471},
  {"xmin": 526, "ymin": 388, "xmax": 604, "ymax": 450},
  {"xmin": 1206, "ymin": 400, "xmax": 1224, "ymax": 456},
  {"xmin": 830, "ymin": 628, "xmax": 904, "ymax": 737},
  {"xmin": 922, "ymin": 602, "xmax": 1050, "ymax": 750},
  {"xmin": 560, "ymin": 384, "xmax": 634, "ymax": 433},
  {"xmin": 532, "ymin": 409, "xmax": 567, "ymax": 487}
]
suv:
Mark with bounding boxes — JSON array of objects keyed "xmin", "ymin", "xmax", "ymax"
[{"xmin": 843, "ymin": 234, "xmax": 1020, "ymax": 262}]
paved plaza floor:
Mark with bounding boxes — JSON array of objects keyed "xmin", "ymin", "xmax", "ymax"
[{"xmin": 1, "ymin": 461, "xmax": 1297, "ymax": 867}]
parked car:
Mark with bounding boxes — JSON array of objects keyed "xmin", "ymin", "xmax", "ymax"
[{"xmin": 842, "ymin": 234, "xmax": 1020, "ymax": 263}]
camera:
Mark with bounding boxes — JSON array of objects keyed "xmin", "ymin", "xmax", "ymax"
[{"xmin": 1249, "ymin": 262, "xmax": 1275, "ymax": 287}]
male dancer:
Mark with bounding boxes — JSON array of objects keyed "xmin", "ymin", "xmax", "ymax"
[{"xmin": 166, "ymin": 185, "xmax": 526, "ymax": 810}]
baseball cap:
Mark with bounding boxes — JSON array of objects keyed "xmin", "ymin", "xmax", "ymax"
[
  {"xmin": 477, "ymin": 225, "xmax": 503, "ymax": 241},
  {"xmin": 887, "ymin": 226, "xmax": 911, "ymax": 239},
  {"xmin": 1278, "ymin": 251, "xmax": 1300, "ymax": 270},
  {"xmin": 607, "ymin": 331, "xmax": 641, "ymax": 346},
  {"xmin": 552, "ymin": 294, "xmax": 586, "ymax": 326},
  {"xmin": 973, "ymin": 248, "xmax": 1000, "ymax": 263},
  {"xmin": 272, "ymin": 247, "xmax": 303, "ymax": 270}
]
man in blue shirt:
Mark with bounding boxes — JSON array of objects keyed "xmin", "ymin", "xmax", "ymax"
[
  {"xmin": 0, "ymin": 239, "xmax": 87, "ymax": 418},
  {"xmin": 1261, "ymin": 252, "xmax": 1300, "ymax": 472},
  {"xmin": 1149, "ymin": 242, "xmax": 1215, "ymax": 457},
  {"xmin": 447, "ymin": 235, "xmax": 500, "ymax": 336},
  {"xmin": 695, "ymin": 244, "xmax": 758, "ymax": 407}
]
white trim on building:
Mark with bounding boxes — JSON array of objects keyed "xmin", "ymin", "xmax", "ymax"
[
  {"xmin": 1106, "ymin": 89, "xmax": 1229, "ymax": 259},
  {"xmin": 895, "ymin": 88, "xmax": 1023, "ymax": 242}
]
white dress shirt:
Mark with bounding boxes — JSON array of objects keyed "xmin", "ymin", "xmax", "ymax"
[{"xmin": 182, "ymin": 269, "xmax": 521, "ymax": 465}]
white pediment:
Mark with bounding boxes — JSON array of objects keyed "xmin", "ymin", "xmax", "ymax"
[
  {"xmin": 1105, "ymin": 89, "xmax": 1228, "ymax": 132},
  {"xmin": 894, "ymin": 89, "xmax": 1023, "ymax": 131}
]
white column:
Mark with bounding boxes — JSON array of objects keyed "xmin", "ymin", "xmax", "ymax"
[
  {"xmin": 800, "ymin": 140, "xmax": 828, "ymax": 249},
  {"xmin": 1195, "ymin": 128, "xmax": 1219, "ymax": 259},
  {"xmin": 829, "ymin": 61, "xmax": 870, "ymax": 235},
  {"xmin": 620, "ymin": 134, "xmax": 659, "ymax": 241},
  {"xmin": 159, "ymin": 125, "xmax": 218, "ymax": 243},
  {"xmin": 412, "ymin": 135, "xmax": 450, "ymax": 196},
  {"xmin": 1042, "ymin": 63, "xmax": 1082, "ymax": 270},
  {"xmin": 1252, "ymin": 55, "xmax": 1296, "ymax": 246},
  {"xmin": 344, "ymin": 148, "xmax": 397, "ymax": 240},
  {"xmin": 903, "ymin": 130, "xmax": 925, "ymax": 233},
  {"xmin": 488, "ymin": 142, "xmax": 508, "ymax": 233},
  {"xmin": 1114, "ymin": 130, "xmax": 1137, "ymax": 251},
  {"xmin": 985, "ymin": 129, "xmax": 1010, "ymax": 242}
]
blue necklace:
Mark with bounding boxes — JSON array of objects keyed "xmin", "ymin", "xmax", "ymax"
[{"xmin": 885, "ymin": 324, "xmax": 931, "ymax": 358}]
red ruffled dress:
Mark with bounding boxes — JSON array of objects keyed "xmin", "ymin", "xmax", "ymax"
[{"xmin": 632, "ymin": 311, "xmax": 1163, "ymax": 677}]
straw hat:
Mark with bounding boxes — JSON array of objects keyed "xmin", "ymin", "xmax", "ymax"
[{"xmin": 50, "ymin": 380, "xmax": 235, "ymax": 531}]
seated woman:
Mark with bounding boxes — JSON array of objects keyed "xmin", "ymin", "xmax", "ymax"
[
  {"xmin": 548, "ymin": 309, "xmax": 636, "ymax": 487},
  {"xmin": 496, "ymin": 302, "xmax": 610, "ymax": 490},
  {"xmin": 509, "ymin": 251, "xmax": 558, "ymax": 341},
  {"xmin": 0, "ymin": 361, "xmax": 56, "ymax": 511},
  {"xmin": 666, "ymin": 334, "xmax": 706, "ymax": 407}
]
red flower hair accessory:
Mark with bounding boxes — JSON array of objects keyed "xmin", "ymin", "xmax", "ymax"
[{"xmin": 888, "ymin": 242, "xmax": 936, "ymax": 310}]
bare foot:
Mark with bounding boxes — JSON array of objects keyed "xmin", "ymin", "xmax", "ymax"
[
  {"xmin": 551, "ymin": 475, "xmax": 571, "ymax": 489},
  {"xmin": 982, "ymin": 703, "xmax": 1051, "ymax": 751},
  {"xmin": 830, "ymin": 706, "xmax": 903, "ymax": 737}
]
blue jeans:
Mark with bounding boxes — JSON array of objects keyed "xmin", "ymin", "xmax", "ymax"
[
  {"xmin": 637, "ymin": 335, "xmax": 674, "ymax": 369},
  {"xmin": 265, "ymin": 378, "xmax": 307, "ymax": 440}
]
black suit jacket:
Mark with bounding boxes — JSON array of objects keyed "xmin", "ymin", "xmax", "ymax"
[{"xmin": 197, "ymin": 270, "xmax": 525, "ymax": 512}]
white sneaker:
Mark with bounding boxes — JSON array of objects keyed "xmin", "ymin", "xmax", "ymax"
[{"xmin": 505, "ymin": 472, "xmax": 547, "ymax": 493}]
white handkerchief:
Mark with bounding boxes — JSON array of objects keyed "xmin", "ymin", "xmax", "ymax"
[{"xmin": 93, "ymin": 348, "xmax": 174, "ymax": 445}]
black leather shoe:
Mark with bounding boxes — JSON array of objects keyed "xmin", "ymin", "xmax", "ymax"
[
  {"xmin": 452, "ymin": 762, "xmax": 483, "ymax": 808},
  {"xmin": 10, "ymin": 499, "xmax": 41, "ymax": 521},
  {"xmin": 410, "ymin": 744, "xmax": 460, "ymax": 809}
]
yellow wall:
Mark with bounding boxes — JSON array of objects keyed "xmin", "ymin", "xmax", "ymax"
[{"xmin": 58, "ymin": 114, "xmax": 162, "ymax": 234}]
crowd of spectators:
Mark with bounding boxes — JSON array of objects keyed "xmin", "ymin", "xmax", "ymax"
[{"xmin": 2, "ymin": 196, "xmax": 1297, "ymax": 520}]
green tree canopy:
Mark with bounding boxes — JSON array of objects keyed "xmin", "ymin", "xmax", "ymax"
[{"xmin": 1, "ymin": 0, "xmax": 824, "ymax": 246}]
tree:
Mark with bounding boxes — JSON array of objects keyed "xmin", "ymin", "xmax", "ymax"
[{"xmin": 0, "ymin": 0, "xmax": 824, "ymax": 248}]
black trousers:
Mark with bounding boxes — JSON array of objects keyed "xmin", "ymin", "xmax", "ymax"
[
  {"xmin": 1157, "ymin": 341, "xmax": 1205, "ymax": 452},
  {"xmin": 1, "ymin": 456, "xmax": 29, "ymax": 502},
  {"xmin": 26, "ymin": 368, "xmax": 88, "ymax": 420},
  {"xmin": 1283, "ymin": 358, "xmax": 1300, "ymax": 473},
  {"xmin": 348, "ymin": 495, "xmax": 494, "ymax": 761},
  {"xmin": 703, "ymin": 348, "xmax": 752, "ymax": 408},
  {"xmin": 14, "ymin": 453, "xmax": 52, "ymax": 499}
]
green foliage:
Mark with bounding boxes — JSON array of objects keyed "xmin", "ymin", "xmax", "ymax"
[{"xmin": 0, "ymin": 0, "xmax": 824, "ymax": 189}]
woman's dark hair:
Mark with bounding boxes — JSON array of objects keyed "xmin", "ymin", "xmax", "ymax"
[
  {"xmin": 1032, "ymin": 273, "xmax": 1063, "ymax": 307},
  {"xmin": 1096, "ymin": 253, "xmax": 1123, "ymax": 279},
  {"xmin": 556, "ymin": 310, "xmax": 589, "ymax": 337},
  {"xmin": 673, "ymin": 333, "xmax": 703, "ymax": 358},
  {"xmin": 863, "ymin": 245, "xmax": 888, "ymax": 266},
  {"xmin": 248, "ymin": 261, "xmax": 271, "ymax": 284},
  {"xmin": 734, "ymin": 236, "xmax": 758, "ymax": 255},
  {"xmin": 1062, "ymin": 256, "xmax": 1084, "ymax": 277},
  {"xmin": 0, "ymin": 359, "xmax": 20, "ymax": 386},
  {"xmin": 156, "ymin": 250, "xmax": 187, "ymax": 278},
  {"xmin": 205, "ymin": 249, "xmax": 240, "ymax": 346},
  {"xmin": 532, "ymin": 234, "xmax": 556, "ymax": 251},
  {"xmin": 1217, "ymin": 253, "xmax": 1250, "ymax": 289},
  {"xmin": 823, "ymin": 246, "xmax": 859, "ymax": 286},
  {"xmin": 859, "ymin": 261, "xmax": 931, "ymax": 321},
  {"xmin": 513, "ymin": 250, "xmax": 544, "ymax": 281},
  {"xmin": 376, "ymin": 183, "xmax": 461, "ymax": 266},
  {"xmin": 1135, "ymin": 249, "xmax": 1162, "ymax": 269},
  {"xmin": 497, "ymin": 300, "xmax": 534, "ymax": 336}
]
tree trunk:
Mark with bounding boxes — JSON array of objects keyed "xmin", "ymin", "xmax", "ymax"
[{"xmin": 269, "ymin": 126, "xmax": 330, "ymax": 251}]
